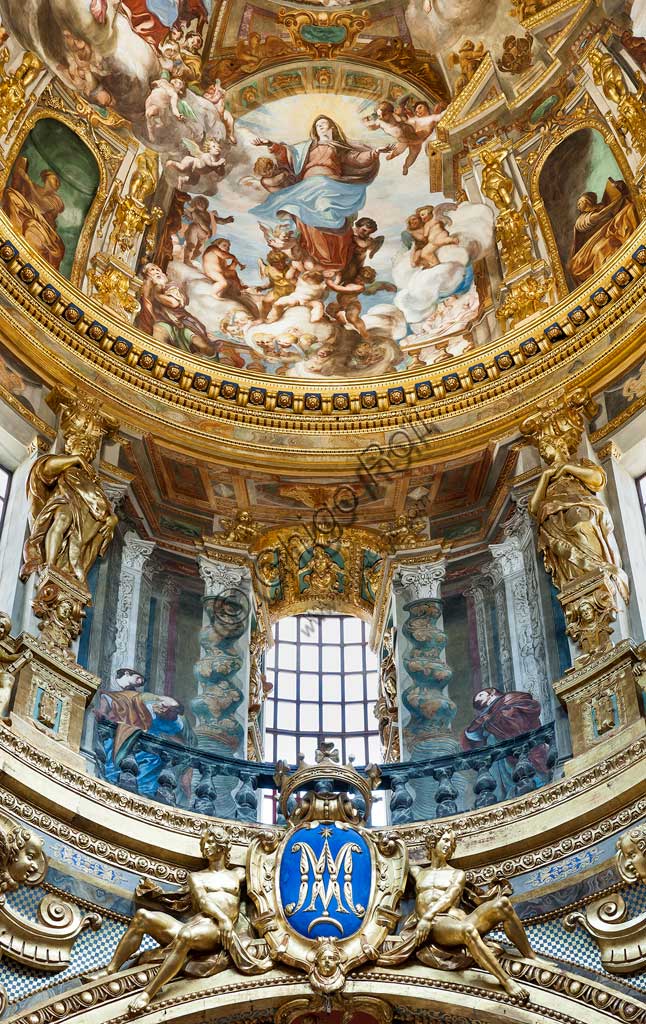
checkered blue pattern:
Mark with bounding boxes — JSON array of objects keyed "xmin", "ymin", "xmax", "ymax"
[
  {"xmin": 3, "ymin": 879, "xmax": 646, "ymax": 1011},
  {"xmin": 0, "ymin": 885, "xmax": 155, "ymax": 1012},
  {"xmin": 492, "ymin": 884, "xmax": 646, "ymax": 993}
]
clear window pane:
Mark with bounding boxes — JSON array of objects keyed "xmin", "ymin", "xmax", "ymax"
[
  {"xmin": 278, "ymin": 701, "xmax": 296, "ymax": 731},
  {"xmin": 345, "ymin": 673, "xmax": 365, "ymax": 702},
  {"xmin": 300, "ymin": 673, "xmax": 319, "ymax": 701},
  {"xmin": 322, "ymin": 675, "xmax": 342, "ymax": 702},
  {"xmin": 300, "ymin": 702, "xmax": 320, "ymax": 731},
  {"xmin": 343, "ymin": 618, "xmax": 363, "ymax": 643},
  {"xmin": 321, "ymin": 617, "xmax": 340, "ymax": 643},
  {"xmin": 280, "ymin": 644, "xmax": 297, "ymax": 670},
  {"xmin": 347, "ymin": 646, "xmax": 366, "ymax": 673},
  {"xmin": 321, "ymin": 646, "xmax": 341, "ymax": 672},
  {"xmin": 322, "ymin": 704, "xmax": 343, "ymax": 732},
  {"xmin": 279, "ymin": 618, "xmax": 297, "ymax": 642},
  {"xmin": 265, "ymin": 614, "xmax": 380, "ymax": 774},
  {"xmin": 277, "ymin": 672, "xmax": 297, "ymax": 699}
]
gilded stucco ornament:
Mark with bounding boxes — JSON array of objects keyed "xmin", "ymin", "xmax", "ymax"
[
  {"xmin": 86, "ymin": 825, "xmax": 271, "ymax": 1015},
  {"xmin": 589, "ymin": 48, "xmax": 646, "ymax": 160},
  {"xmin": 20, "ymin": 388, "xmax": 119, "ymax": 655},
  {"xmin": 564, "ymin": 826, "xmax": 646, "ymax": 973},
  {"xmin": 0, "ymin": 613, "xmax": 21, "ymax": 718},
  {"xmin": 248, "ymin": 745, "xmax": 406, "ymax": 997},
  {"xmin": 99, "ymin": 151, "xmax": 163, "ymax": 256},
  {"xmin": 522, "ymin": 387, "xmax": 629, "ymax": 662},
  {"xmin": 0, "ymin": 813, "xmax": 101, "ymax": 974},
  {"xmin": 378, "ymin": 828, "xmax": 547, "ymax": 1002},
  {"xmin": 0, "ymin": 47, "xmax": 42, "ymax": 137}
]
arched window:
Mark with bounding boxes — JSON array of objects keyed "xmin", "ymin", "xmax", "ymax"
[{"xmin": 264, "ymin": 613, "xmax": 381, "ymax": 766}]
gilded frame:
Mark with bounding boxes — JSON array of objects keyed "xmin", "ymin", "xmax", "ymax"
[
  {"xmin": 0, "ymin": 107, "xmax": 109, "ymax": 289},
  {"xmin": 530, "ymin": 115, "xmax": 642, "ymax": 297}
]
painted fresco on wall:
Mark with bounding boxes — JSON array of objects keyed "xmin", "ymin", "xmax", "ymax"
[
  {"xmin": 0, "ymin": 339, "xmax": 43, "ymax": 414},
  {"xmin": 137, "ymin": 94, "xmax": 494, "ymax": 377},
  {"xmin": 95, "ymin": 667, "xmax": 191, "ymax": 796},
  {"xmin": 2, "ymin": 118, "xmax": 100, "ymax": 279},
  {"xmin": 538, "ymin": 128, "xmax": 638, "ymax": 291}
]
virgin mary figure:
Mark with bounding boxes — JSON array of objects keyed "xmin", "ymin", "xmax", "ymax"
[{"xmin": 250, "ymin": 115, "xmax": 388, "ymax": 272}]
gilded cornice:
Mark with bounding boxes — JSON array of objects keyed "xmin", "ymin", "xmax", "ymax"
[
  {"xmin": 4, "ymin": 959, "xmax": 644, "ymax": 1024},
  {"xmin": 0, "ymin": 214, "xmax": 645, "ymax": 472}
]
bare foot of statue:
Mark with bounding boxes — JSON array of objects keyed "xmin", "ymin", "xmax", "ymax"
[
  {"xmin": 128, "ymin": 991, "xmax": 151, "ymax": 1015},
  {"xmin": 504, "ymin": 979, "xmax": 529, "ymax": 1002},
  {"xmin": 82, "ymin": 967, "xmax": 111, "ymax": 982}
]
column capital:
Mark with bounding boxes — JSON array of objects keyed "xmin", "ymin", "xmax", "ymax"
[
  {"xmin": 121, "ymin": 531, "xmax": 155, "ymax": 573},
  {"xmin": 198, "ymin": 556, "xmax": 250, "ymax": 597},
  {"xmin": 393, "ymin": 558, "xmax": 446, "ymax": 600}
]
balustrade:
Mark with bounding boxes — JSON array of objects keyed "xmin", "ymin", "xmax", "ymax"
[{"xmin": 91, "ymin": 721, "xmax": 557, "ymax": 825}]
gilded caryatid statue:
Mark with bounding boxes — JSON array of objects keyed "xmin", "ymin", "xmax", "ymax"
[
  {"xmin": 379, "ymin": 828, "xmax": 544, "ymax": 1001},
  {"xmin": 87, "ymin": 826, "xmax": 270, "ymax": 1014},
  {"xmin": 20, "ymin": 388, "xmax": 118, "ymax": 652},
  {"xmin": 521, "ymin": 388, "xmax": 629, "ymax": 659}
]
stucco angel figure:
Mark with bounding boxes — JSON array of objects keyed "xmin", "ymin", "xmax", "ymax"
[
  {"xmin": 86, "ymin": 826, "xmax": 271, "ymax": 1013},
  {"xmin": 378, "ymin": 828, "xmax": 546, "ymax": 1001},
  {"xmin": 20, "ymin": 396, "xmax": 118, "ymax": 588}
]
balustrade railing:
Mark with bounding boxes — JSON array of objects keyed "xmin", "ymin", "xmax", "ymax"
[{"xmin": 90, "ymin": 720, "xmax": 557, "ymax": 825}]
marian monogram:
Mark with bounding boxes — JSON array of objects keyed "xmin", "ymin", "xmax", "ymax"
[{"xmin": 279, "ymin": 822, "xmax": 372, "ymax": 940}]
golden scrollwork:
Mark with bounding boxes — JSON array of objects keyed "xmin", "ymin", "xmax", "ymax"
[
  {"xmin": 85, "ymin": 825, "xmax": 272, "ymax": 1014},
  {"xmin": 0, "ymin": 813, "xmax": 101, "ymax": 971},
  {"xmin": 496, "ymin": 273, "xmax": 550, "ymax": 329},
  {"xmin": 278, "ymin": 8, "xmax": 368, "ymax": 60},
  {"xmin": 375, "ymin": 628, "xmax": 400, "ymax": 762},
  {"xmin": 522, "ymin": 387, "xmax": 629, "ymax": 661},
  {"xmin": 20, "ymin": 387, "xmax": 119, "ymax": 654},
  {"xmin": 87, "ymin": 257, "xmax": 139, "ymax": 317},
  {"xmin": 589, "ymin": 48, "xmax": 646, "ymax": 160},
  {"xmin": 0, "ymin": 48, "xmax": 42, "ymax": 137},
  {"xmin": 564, "ymin": 824, "xmax": 646, "ymax": 974},
  {"xmin": 213, "ymin": 510, "xmax": 260, "ymax": 548},
  {"xmin": 378, "ymin": 828, "xmax": 545, "ymax": 1001}
]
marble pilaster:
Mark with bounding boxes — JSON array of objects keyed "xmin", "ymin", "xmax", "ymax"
[
  {"xmin": 487, "ymin": 500, "xmax": 552, "ymax": 712},
  {"xmin": 110, "ymin": 532, "xmax": 156, "ymax": 680}
]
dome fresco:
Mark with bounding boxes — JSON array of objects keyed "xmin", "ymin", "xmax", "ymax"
[{"xmin": 0, "ymin": 0, "xmax": 644, "ymax": 384}]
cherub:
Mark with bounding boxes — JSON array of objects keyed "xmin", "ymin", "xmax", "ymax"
[
  {"xmin": 166, "ymin": 138, "xmax": 226, "ymax": 190},
  {"xmin": 255, "ymin": 250, "xmax": 296, "ymax": 318},
  {"xmin": 158, "ymin": 38, "xmax": 189, "ymax": 79},
  {"xmin": 449, "ymin": 39, "xmax": 486, "ymax": 93},
  {"xmin": 182, "ymin": 196, "xmax": 234, "ymax": 265},
  {"xmin": 364, "ymin": 101, "xmax": 421, "ymax": 175},
  {"xmin": 412, "ymin": 205, "xmax": 459, "ymax": 269},
  {"xmin": 204, "ymin": 239, "xmax": 259, "ymax": 317},
  {"xmin": 249, "ymin": 155, "xmax": 296, "ymax": 193},
  {"xmin": 347, "ymin": 216, "xmax": 384, "ymax": 275},
  {"xmin": 203, "ymin": 79, "xmax": 237, "ymax": 145},
  {"xmin": 266, "ymin": 270, "xmax": 328, "ymax": 323},
  {"xmin": 146, "ymin": 78, "xmax": 194, "ymax": 136},
  {"xmin": 327, "ymin": 266, "xmax": 395, "ymax": 338},
  {"xmin": 403, "ymin": 99, "xmax": 446, "ymax": 141},
  {"xmin": 258, "ymin": 222, "xmax": 303, "ymax": 261}
]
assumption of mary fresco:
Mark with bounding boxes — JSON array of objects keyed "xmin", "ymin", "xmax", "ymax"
[{"xmin": 0, "ymin": 0, "xmax": 644, "ymax": 377}]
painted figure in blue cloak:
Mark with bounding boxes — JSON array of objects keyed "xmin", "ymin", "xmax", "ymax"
[
  {"xmin": 250, "ymin": 116, "xmax": 390, "ymax": 274},
  {"xmin": 96, "ymin": 669, "xmax": 189, "ymax": 797}
]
